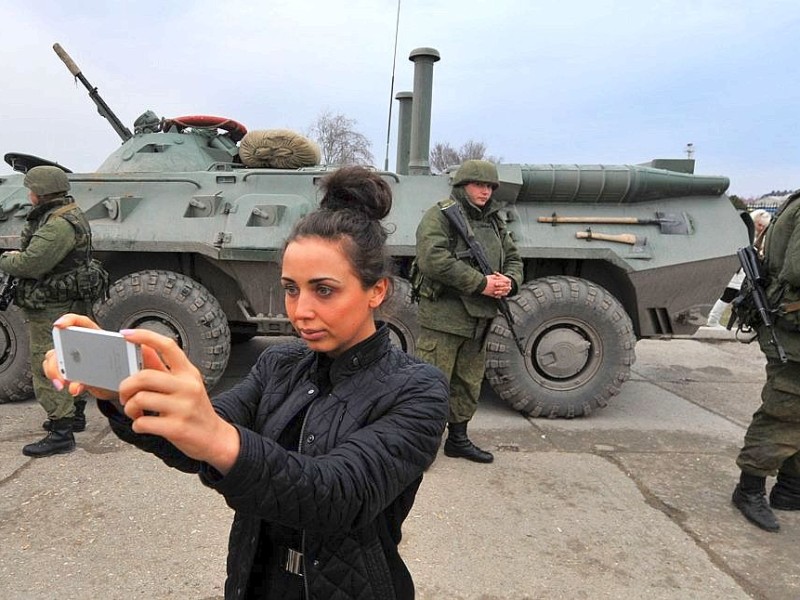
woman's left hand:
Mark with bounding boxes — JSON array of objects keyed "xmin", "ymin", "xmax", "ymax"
[{"xmin": 116, "ymin": 328, "xmax": 240, "ymax": 474}]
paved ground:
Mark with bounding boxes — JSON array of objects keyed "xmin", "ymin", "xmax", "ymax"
[{"xmin": 0, "ymin": 328, "xmax": 797, "ymax": 599}]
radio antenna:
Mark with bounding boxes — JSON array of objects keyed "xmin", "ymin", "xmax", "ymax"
[{"xmin": 383, "ymin": 0, "xmax": 402, "ymax": 171}]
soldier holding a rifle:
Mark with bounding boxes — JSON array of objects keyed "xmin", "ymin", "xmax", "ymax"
[
  {"xmin": 414, "ymin": 160, "xmax": 523, "ymax": 464},
  {"xmin": 732, "ymin": 190, "xmax": 800, "ymax": 531}
]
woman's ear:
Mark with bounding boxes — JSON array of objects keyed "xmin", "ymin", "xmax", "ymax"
[{"xmin": 368, "ymin": 277, "xmax": 390, "ymax": 309}]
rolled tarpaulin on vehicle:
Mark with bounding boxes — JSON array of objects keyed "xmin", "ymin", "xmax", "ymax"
[{"xmin": 514, "ymin": 164, "xmax": 730, "ymax": 204}]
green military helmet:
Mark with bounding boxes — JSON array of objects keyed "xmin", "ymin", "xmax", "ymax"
[
  {"xmin": 23, "ymin": 166, "xmax": 70, "ymax": 196},
  {"xmin": 451, "ymin": 160, "xmax": 499, "ymax": 189}
]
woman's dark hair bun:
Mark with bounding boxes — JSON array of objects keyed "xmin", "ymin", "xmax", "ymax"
[{"xmin": 319, "ymin": 166, "xmax": 392, "ymax": 220}]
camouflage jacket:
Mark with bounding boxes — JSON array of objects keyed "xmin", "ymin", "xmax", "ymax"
[
  {"xmin": 415, "ymin": 189, "xmax": 523, "ymax": 337},
  {"xmin": 760, "ymin": 191, "xmax": 800, "ymax": 360},
  {"xmin": 0, "ymin": 196, "xmax": 93, "ymax": 309}
]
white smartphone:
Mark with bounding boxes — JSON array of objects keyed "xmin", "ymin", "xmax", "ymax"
[{"xmin": 52, "ymin": 326, "xmax": 143, "ymax": 391}]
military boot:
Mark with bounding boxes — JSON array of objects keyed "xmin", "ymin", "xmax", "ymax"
[
  {"xmin": 23, "ymin": 418, "xmax": 76, "ymax": 458},
  {"xmin": 770, "ymin": 472, "xmax": 800, "ymax": 511},
  {"xmin": 732, "ymin": 472, "xmax": 779, "ymax": 532},
  {"xmin": 43, "ymin": 397, "xmax": 87, "ymax": 433},
  {"xmin": 443, "ymin": 422, "xmax": 494, "ymax": 464}
]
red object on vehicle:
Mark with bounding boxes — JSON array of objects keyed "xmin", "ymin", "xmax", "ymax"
[{"xmin": 163, "ymin": 115, "xmax": 247, "ymax": 143}]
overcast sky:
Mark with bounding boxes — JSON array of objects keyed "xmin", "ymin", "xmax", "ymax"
[{"xmin": 1, "ymin": 0, "xmax": 798, "ymax": 197}]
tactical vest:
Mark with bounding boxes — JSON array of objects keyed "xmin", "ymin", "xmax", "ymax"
[{"xmin": 15, "ymin": 198, "xmax": 108, "ymax": 309}]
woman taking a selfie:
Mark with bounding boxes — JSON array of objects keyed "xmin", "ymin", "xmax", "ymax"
[{"xmin": 45, "ymin": 166, "xmax": 449, "ymax": 600}]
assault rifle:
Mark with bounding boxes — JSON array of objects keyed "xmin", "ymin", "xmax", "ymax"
[
  {"xmin": 0, "ymin": 272, "xmax": 17, "ymax": 311},
  {"xmin": 729, "ymin": 245, "xmax": 787, "ymax": 363},
  {"xmin": 439, "ymin": 201, "xmax": 526, "ymax": 355}
]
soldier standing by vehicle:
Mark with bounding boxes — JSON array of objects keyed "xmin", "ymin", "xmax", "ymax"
[
  {"xmin": 414, "ymin": 160, "xmax": 523, "ymax": 464},
  {"xmin": 0, "ymin": 166, "xmax": 105, "ymax": 458},
  {"xmin": 732, "ymin": 191, "xmax": 800, "ymax": 531}
]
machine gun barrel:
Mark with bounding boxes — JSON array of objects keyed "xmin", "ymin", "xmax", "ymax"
[{"xmin": 53, "ymin": 43, "xmax": 133, "ymax": 142}]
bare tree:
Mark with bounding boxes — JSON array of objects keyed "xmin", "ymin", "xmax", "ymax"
[
  {"xmin": 459, "ymin": 140, "xmax": 489, "ymax": 161},
  {"xmin": 429, "ymin": 143, "xmax": 461, "ymax": 174},
  {"xmin": 307, "ymin": 110, "xmax": 374, "ymax": 166},
  {"xmin": 429, "ymin": 139, "xmax": 500, "ymax": 174}
]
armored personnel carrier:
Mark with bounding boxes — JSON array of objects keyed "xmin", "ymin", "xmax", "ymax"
[{"xmin": 0, "ymin": 44, "xmax": 746, "ymax": 417}]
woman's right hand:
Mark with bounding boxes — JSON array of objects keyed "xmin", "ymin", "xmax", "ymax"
[
  {"xmin": 45, "ymin": 314, "xmax": 239, "ymax": 472},
  {"xmin": 44, "ymin": 314, "xmax": 110, "ymax": 399},
  {"xmin": 44, "ymin": 313, "xmax": 167, "ymax": 400}
]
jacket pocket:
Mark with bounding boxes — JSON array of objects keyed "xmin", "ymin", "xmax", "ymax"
[{"xmin": 764, "ymin": 362, "xmax": 800, "ymax": 422}]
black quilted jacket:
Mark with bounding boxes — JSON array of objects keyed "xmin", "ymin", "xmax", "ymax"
[{"xmin": 100, "ymin": 325, "xmax": 449, "ymax": 599}]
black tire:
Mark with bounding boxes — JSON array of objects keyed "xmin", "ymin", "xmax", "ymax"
[
  {"xmin": 376, "ymin": 278, "xmax": 420, "ymax": 354},
  {"xmin": 0, "ymin": 304, "xmax": 33, "ymax": 403},
  {"xmin": 485, "ymin": 276, "xmax": 635, "ymax": 418},
  {"xmin": 94, "ymin": 270, "xmax": 231, "ymax": 390}
]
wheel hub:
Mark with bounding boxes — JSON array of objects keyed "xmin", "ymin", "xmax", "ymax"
[
  {"xmin": 534, "ymin": 326, "xmax": 592, "ymax": 379},
  {"xmin": 129, "ymin": 315, "xmax": 183, "ymax": 346}
]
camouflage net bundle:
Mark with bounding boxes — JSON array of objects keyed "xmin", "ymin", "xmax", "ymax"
[{"xmin": 239, "ymin": 129, "xmax": 321, "ymax": 169}]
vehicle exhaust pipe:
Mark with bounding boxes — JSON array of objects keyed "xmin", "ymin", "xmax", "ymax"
[
  {"xmin": 394, "ymin": 91, "xmax": 413, "ymax": 175},
  {"xmin": 407, "ymin": 47, "xmax": 440, "ymax": 176}
]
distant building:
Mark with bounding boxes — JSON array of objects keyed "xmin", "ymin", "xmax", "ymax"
[{"xmin": 747, "ymin": 194, "xmax": 791, "ymax": 215}]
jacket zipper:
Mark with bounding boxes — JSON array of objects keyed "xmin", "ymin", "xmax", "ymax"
[{"xmin": 299, "ymin": 387, "xmax": 317, "ymax": 599}]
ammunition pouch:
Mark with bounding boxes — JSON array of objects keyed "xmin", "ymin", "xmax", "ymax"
[
  {"xmin": 409, "ymin": 258, "xmax": 444, "ymax": 303},
  {"xmin": 15, "ymin": 279, "xmax": 49, "ymax": 310},
  {"xmin": 15, "ymin": 260, "xmax": 109, "ymax": 310},
  {"xmin": 75, "ymin": 258, "xmax": 110, "ymax": 302}
]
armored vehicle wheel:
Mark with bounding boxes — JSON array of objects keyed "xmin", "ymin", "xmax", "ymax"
[
  {"xmin": 376, "ymin": 278, "xmax": 419, "ymax": 354},
  {"xmin": 0, "ymin": 305, "xmax": 33, "ymax": 403},
  {"xmin": 485, "ymin": 276, "xmax": 635, "ymax": 418},
  {"xmin": 94, "ymin": 270, "xmax": 231, "ymax": 390}
]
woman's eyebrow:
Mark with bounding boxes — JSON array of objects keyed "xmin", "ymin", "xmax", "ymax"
[{"xmin": 280, "ymin": 276, "xmax": 342, "ymax": 284}]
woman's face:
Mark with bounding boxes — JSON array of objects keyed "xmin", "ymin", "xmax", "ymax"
[{"xmin": 281, "ymin": 236, "xmax": 387, "ymax": 357}]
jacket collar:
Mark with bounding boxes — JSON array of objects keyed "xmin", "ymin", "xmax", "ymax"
[
  {"xmin": 310, "ymin": 322, "xmax": 390, "ymax": 389},
  {"xmin": 27, "ymin": 195, "xmax": 72, "ymax": 221}
]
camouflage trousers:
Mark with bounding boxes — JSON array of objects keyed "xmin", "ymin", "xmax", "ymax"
[
  {"xmin": 23, "ymin": 300, "xmax": 92, "ymax": 420},
  {"xmin": 416, "ymin": 325, "xmax": 487, "ymax": 424},
  {"xmin": 736, "ymin": 358, "xmax": 800, "ymax": 478}
]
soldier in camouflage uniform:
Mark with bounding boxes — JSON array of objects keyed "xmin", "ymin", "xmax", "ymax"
[
  {"xmin": 732, "ymin": 190, "xmax": 800, "ymax": 531},
  {"xmin": 414, "ymin": 160, "xmax": 523, "ymax": 463},
  {"xmin": 0, "ymin": 166, "xmax": 104, "ymax": 458}
]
